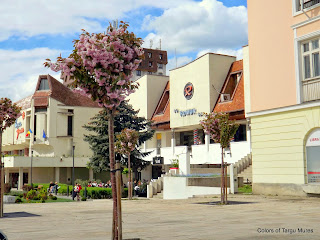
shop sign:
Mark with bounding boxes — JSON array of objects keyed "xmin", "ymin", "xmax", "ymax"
[
  {"xmin": 153, "ymin": 156, "xmax": 163, "ymax": 164},
  {"xmin": 184, "ymin": 82, "xmax": 194, "ymax": 100},
  {"xmin": 180, "ymin": 108, "xmax": 197, "ymax": 117},
  {"xmin": 306, "ymin": 129, "xmax": 320, "ymax": 147}
]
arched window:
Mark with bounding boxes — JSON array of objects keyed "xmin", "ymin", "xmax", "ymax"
[{"xmin": 306, "ymin": 128, "xmax": 320, "ymax": 183}]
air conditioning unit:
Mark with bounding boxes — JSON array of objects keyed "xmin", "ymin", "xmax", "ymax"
[{"xmin": 220, "ymin": 94, "xmax": 231, "ymax": 102}]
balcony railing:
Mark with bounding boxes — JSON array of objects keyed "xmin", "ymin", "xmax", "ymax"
[
  {"xmin": 298, "ymin": 0, "xmax": 320, "ymax": 10},
  {"xmin": 302, "ymin": 78, "xmax": 320, "ymax": 102}
]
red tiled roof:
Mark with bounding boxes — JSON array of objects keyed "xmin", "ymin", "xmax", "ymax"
[
  {"xmin": 151, "ymin": 81, "xmax": 170, "ymax": 130},
  {"xmin": 214, "ymin": 60, "xmax": 245, "ymax": 119},
  {"xmin": 33, "ymin": 75, "xmax": 100, "ymax": 108}
]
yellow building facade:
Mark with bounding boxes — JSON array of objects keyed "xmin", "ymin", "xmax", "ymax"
[{"xmin": 246, "ymin": 0, "xmax": 320, "ymax": 195}]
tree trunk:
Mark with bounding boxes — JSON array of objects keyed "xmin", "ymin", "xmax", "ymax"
[
  {"xmin": 0, "ymin": 132, "xmax": 3, "ymax": 218},
  {"xmin": 221, "ymin": 147, "xmax": 225, "ymax": 204},
  {"xmin": 128, "ymin": 154, "xmax": 131, "ymax": 200},
  {"xmin": 108, "ymin": 111, "xmax": 119, "ymax": 239},
  {"xmin": 115, "ymin": 161, "xmax": 122, "ymax": 240}
]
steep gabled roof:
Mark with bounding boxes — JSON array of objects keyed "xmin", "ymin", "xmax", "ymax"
[
  {"xmin": 33, "ymin": 75, "xmax": 100, "ymax": 108},
  {"xmin": 151, "ymin": 81, "xmax": 170, "ymax": 130},
  {"xmin": 213, "ymin": 60, "xmax": 245, "ymax": 120}
]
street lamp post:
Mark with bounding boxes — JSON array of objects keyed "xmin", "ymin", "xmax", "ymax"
[
  {"xmin": 72, "ymin": 145, "xmax": 75, "ymax": 201},
  {"xmin": 30, "ymin": 150, "xmax": 33, "ymax": 189}
]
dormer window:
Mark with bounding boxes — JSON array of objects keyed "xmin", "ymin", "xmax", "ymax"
[
  {"xmin": 149, "ymin": 61, "xmax": 153, "ymax": 67},
  {"xmin": 38, "ymin": 78, "xmax": 49, "ymax": 90},
  {"xmin": 148, "ymin": 52, "xmax": 152, "ymax": 58},
  {"xmin": 159, "ymin": 54, "xmax": 163, "ymax": 60}
]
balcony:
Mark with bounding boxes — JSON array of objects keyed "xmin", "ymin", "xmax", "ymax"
[
  {"xmin": 298, "ymin": 0, "xmax": 320, "ymax": 11},
  {"xmin": 302, "ymin": 77, "xmax": 320, "ymax": 102}
]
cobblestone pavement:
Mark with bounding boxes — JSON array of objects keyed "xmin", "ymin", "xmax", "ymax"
[{"xmin": 0, "ymin": 194, "xmax": 319, "ymax": 240}]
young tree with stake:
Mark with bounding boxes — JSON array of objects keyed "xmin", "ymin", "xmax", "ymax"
[
  {"xmin": 45, "ymin": 21, "xmax": 143, "ymax": 239},
  {"xmin": 200, "ymin": 112, "xmax": 239, "ymax": 204},
  {"xmin": 115, "ymin": 128, "xmax": 139, "ymax": 200}
]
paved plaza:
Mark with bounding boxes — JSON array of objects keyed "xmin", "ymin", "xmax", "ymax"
[{"xmin": 0, "ymin": 194, "xmax": 319, "ymax": 240}]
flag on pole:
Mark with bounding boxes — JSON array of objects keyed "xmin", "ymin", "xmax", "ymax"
[
  {"xmin": 43, "ymin": 130, "xmax": 47, "ymax": 139},
  {"xmin": 26, "ymin": 129, "xmax": 33, "ymax": 137}
]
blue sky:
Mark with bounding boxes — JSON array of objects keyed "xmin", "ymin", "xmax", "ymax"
[{"xmin": 0, "ymin": 0, "xmax": 247, "ymax": 101}]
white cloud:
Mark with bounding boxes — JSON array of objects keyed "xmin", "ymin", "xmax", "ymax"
[
  {"xmin": 143, "ymin": 0, "xmax": 247, "ymax": 54},
  {"xmin": 0, "ymin": 0, "xmax": 193, "ymax": 41},
  {"xmin": 197, "ymin": 48, "xmax": 243, "ymax": 60},
  {"xmin": 166, "ymin": 56, "xmax": 193, "ymax": 75},
  {"xmin": 0, "ymin": 48, "xmax": 62, "ymax": 101}
]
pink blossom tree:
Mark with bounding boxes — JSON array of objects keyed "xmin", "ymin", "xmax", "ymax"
[
  {"xmin": 200, "ymin": 112, "xmax": 239, "ymax": 204},
  {"xmin": 0, "ymin": 97, "xmax": 21, "ymax": 217},
  {"xmin": 115, "ymin": 128, "xmax": 139, "ymax": 200},
  {"xmin": 44, "ymin": 21, "xmax": 143, "ymax": 239}
]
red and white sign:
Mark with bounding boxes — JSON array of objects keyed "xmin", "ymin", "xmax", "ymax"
[{"xmin": 306, "ymin": 129, "xmax": 320, "ymax": 147}]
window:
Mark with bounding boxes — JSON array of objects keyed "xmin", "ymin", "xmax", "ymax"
[
  {"xmin": 296, "ymin": 0, "xmax": 320, "ymax": 11},
  {"xmin": 148, "ymin": 52, "xmax": 152, "ymax": 58},
  {"xmin": 302, "ymin": 37, "xmax": 320, "ymax": 80},
  {"xmin": 159, "ymin": 54, "xmax": 163, "ymax": 60},
  {"xmin": 234, "ymin": 124, "xmax": 247, "ymax": 142},
  {"xmin": 68, "ymin": 116, "xmax": 73, "ymax": 136},
  {"xmin": 158, "ymin": 63, "xmax": 163, "ymax": 69},
  {"xmin": 148, "ymin": 71, "xmax": 153, "ymax": 75},
  {"xmin": 136, "ymin": 70, "xmax": 141, "ymax": 76},
  {"xmin": 149, "ymin": 61, "xmax": 153, "ymax": 67},
  {"xmin": 38, "ymin": 78, "xmax": 49, "ymax": 90}
]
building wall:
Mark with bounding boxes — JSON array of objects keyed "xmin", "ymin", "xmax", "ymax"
[
  {"xmin": 170, "ymin": 53, "xmax": 235, "ymax": 129},
  {"xmin": 129, "ymin": 75, "xmax": 169, "ymax": 120},
  {"xmin": 251, "ymin": 107, "xmax": 320, "ymax": 195},
  {"xmin": 247, "ymin": 0, "xmax": 296, "ymax": 112},
  {"xmin": 243, "ymin": 46, "xmax": 251, "ymax": 115}
]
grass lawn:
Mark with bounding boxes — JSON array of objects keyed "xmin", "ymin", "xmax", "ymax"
[
  {"xmin": 17, "ymin": 198, "xmax": 74, "ymax": 204},
  {"xmin": 238, "ymin": 185, "xmax": 252, "ymax": 194}
]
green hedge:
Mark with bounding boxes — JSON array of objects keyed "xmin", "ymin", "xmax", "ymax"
[
  {"xmin": 80, "ymin": 187, "xmax": 128, "ymax": 199},
  {"xmin": 34, "ymin": 183, "xmax": 128, "ymax": 199}
]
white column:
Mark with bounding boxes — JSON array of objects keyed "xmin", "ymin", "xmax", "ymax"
[
  {"xmin": 205, "ymin": 134, "xmax": 210, "ymax": 152},
  {"xmin": 229, "ymin": 164, "xmax": 238, "ymax": 194},
  {"xmin": 89, "ymin": 168, "xmax": 94, "ymax": 181},
  {"xmin": 55, "ymin": 167, "xmax": 60, "ymax": 183},
  {"xmin": 179, "ymin": 147, "xmax": 190, "ymax": 175},
  {"xmin": 171, "ymin": 129, "xmax": 176, "ymax": 155},
  {"xmin": 18, "ymin": 167, "xmax": 23, "ymax": 190},
  {"xmin": 143, "ymin": 142, "xmax": 147, "ymax": 152},
  {"xmin": 5, "ymin": 168, "xmax": 9, "ymax": 184}
]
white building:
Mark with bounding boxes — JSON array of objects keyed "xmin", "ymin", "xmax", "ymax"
[
  {"xmin": 2, "ymin": 75, "xmax": 102, "ymax": 190},
  {"xmin": 129, "ymin": 53, "xmax": 251, "ymax": 180}
]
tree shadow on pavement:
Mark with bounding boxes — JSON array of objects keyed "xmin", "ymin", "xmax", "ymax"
[
  {"xmin": 195, "ymin": 201, "xmax": 257, "ymax": 206},
  {"xmin": 3, "ymin": 212, "xmax": 40, "ymax": 218}
]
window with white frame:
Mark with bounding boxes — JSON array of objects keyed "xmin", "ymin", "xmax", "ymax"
[
  {"xmin": 302, "ymin": 37, "xmax": 320, "ymax": 80},
  {"xmin": 296, "ymin": 0, "xmax": 320, "ymax": 12}
]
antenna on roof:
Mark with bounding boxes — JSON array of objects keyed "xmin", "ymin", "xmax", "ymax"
[
  {"xmin": 159, "ymin": 39, "xmax": 161, "ymax": 50},
  {"xmin": 150, "ymin": 39, "xmax": 153, "ymax": 49},
  {"xmin": 112, "ymin": 19, "xmax": 118, "ymax": 29},
  {"xmin": 175, "ymin": 48, "xmax": 177, "ymax": 68}
]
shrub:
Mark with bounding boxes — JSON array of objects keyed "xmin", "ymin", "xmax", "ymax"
[
  {"xmin": 81, "ymin": 197, "xmax": 87, "ymax": 201},
  {"xmin": 26, "ymin": 189, "xmax": 37, "ymax": 200},
  {"xmin": 18, "ymin": 194, "xmax": 23, "ymax": 198},
  {"xmin": 15, "ymin": 197, "xmax": 22, "ymax": 203},
  {"xmin": 51, "ymin": 196, "xmax": 57, "ymax": 200},
  {"xmin": 9, "ymin": 190, "xmax": 24, "ymax": 196},
  {"xmin": 4, "ymin": 183, "xmax": 11, "ymax": 193},
  {"xmin": 33, "ymin": 195, "xmax": 40, "ymax": 200},
  {"xmin": 22, "ymin": 184, "xmax": 33, "ymax": 192}
]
